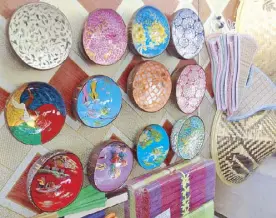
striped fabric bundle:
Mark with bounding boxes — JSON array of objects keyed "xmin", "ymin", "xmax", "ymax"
[
  {"xmin": 125, "ymin": 158, "xmax": 215, "ymax": 218},
  {"xmin": 207, "ymin": 33, "xmax": 276, "ymax": 121}
]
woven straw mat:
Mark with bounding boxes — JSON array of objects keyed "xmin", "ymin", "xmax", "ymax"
[
  {"xmin": 211, "ymin": 110, "xmax": 276, "ymax": 186},
  {"xmin": 236, "ymin": 0, "xmax": 276, "ymax": 82}
]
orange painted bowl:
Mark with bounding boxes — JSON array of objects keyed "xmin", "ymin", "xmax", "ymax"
[
  {"xmin": 127, "ymin": 61, "xmax": 172, "ymax": 112},
  {"xmin": 87, "ymin": 140, "xmax": 134, "ymax": 192},
  {"xmin": 27, "ymin": 150, "xmax": 83, "ymax": 212}
]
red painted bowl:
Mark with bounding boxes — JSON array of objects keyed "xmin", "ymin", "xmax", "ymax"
[{"xmin": 27, "ymin": 150, "xmax": 83, "ymax": 212}]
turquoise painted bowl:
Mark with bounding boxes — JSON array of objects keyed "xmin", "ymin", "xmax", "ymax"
[
  {"xmin": 137, "ymin": 124, "xmax": 169, "ymax": 170},
  {"xmin": 74, "ymin": 75, "xmax": 122, "ymax": 128}
]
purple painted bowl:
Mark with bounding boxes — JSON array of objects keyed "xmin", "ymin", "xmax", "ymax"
[
  {"xmin": 82, "ymin": 9, "xmax": 127, "ymax": 65},
  {"xmin": 87, "ymin": 140, "xmax": 133, "ymax": 192},
  {"xmin": 170, "ymin": 8, "xmax": 205, "ymax": 59}
]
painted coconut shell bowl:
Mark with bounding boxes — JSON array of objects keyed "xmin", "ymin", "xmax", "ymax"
[
  {"xmin": 27, "ymin": 150, "xmax": 83, "ymax": 212},
  {"xmin": 9, "ymin": 2, "xmax": 72, "ymax": 69},
  {"xmin": 127, "ymin": 61, "xmax": 172, "ymax": 112},
  {"xmin": 176, "ymin": 65, "xmax": 206, "ymax": 114},
  {"xmin": 5, "ymin": 82, "xmax": 66, "ymax": 145},
  {"xmin": 74, "ymin": 75, "xmax": 122, "ymax": 128},
  {"xmin": 83, "ymin": 9, "xmax": 127, "ymax": 65},
  {"xmin": 170, "ymin": 8, "xmax": 205, "ymax": 59},
  {"xmin": 137, "ymin": 124, "xmax": 169, "ymax": 170},
  {"xmin": 87, "ymin": 140, "xmax": 134, "ymax": 192},
  {"xmin": 129, "ymin": 6, "xmax": 170, "ymax": 58}
]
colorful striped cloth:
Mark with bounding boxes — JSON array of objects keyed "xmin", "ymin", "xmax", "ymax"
[{"xmin": 125, "ymin": 159, "xmax": 215, "ymax": 218}]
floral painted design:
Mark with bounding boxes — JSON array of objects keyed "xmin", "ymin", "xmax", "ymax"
[
  {"xmin": 76, "ymin": 76, "xmax": 122, "ymax": 128},
  {"xmin": 179, "ymin": 171, "xmax": 190, "ymax": 216},
  {"xmin": 131, "ymin": 6, "xmax": 170, "ymax": 58},
  {"xmin": 137, "ymin": 124, "xmax": 169, "ymax": 170},
  {"xmin": 177, "ymin": 116, "xmax": 205, "ymax": 160},
  {"xmin": 83, "ymin": 9, "xmax": 127, "ymax": 65},
  {"xmin": 148, "ymin": 21, "xmax": 168, "ymax": 45},
  {"xmin": 132, "ymin": 23, "xmax": 146, "ymax": 45}
]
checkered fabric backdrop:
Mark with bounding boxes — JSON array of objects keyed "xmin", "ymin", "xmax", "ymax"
[{"xmin": 0, "ymin": 0, "xmax": 239, "ymax": 217}]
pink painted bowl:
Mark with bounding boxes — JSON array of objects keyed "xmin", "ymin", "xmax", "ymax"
[
  {"xmin": 176, "ymin": 65, "xmax": 206, "ymax": 114},
  {"xmin": 82, "ymin": 9, "xmax": 127, "ymax": 65}
]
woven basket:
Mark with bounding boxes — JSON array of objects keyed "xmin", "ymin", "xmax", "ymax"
[
  {"xmin": 211, "ymin": 110, "xmax": 276, "ymax": 185},
  {"xmin": 236, "ymin": 0, "xmax": 276, "ymax": 82}
]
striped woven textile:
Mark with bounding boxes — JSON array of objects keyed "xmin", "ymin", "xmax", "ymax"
[{"xmin": 125, "ymin": 159, "xmax": 215, "ymax": 218}]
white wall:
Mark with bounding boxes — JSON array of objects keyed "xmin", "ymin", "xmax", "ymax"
[{"xmin": 215, "ymin": 157, "xmax": 276, "ymax": 218}]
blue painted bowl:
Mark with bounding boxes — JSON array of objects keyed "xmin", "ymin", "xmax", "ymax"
[
  {"xmin": 175, "ymin": 116, "xmax": 205, "ymax": 159},
  {"xmin": 74, "ymin": 75, "xmax": 122, "ymax": 128},
  {"xmin": 137, "ymin": 124, "xmax": 169, "ymax": 170},
  {"xmin": 130, "ymin": 6, "xmax": 170, "ymax": 58}
]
